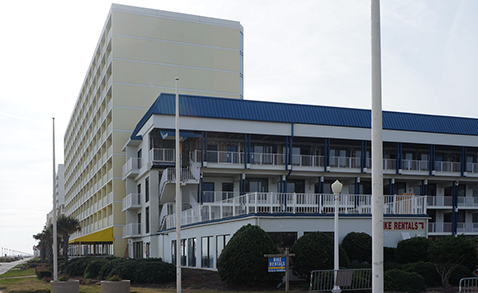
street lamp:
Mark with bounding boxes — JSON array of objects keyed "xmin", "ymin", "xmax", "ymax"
[{"xmin": 331, "ymin": 180, "xmax": 343, "ymax": 293}]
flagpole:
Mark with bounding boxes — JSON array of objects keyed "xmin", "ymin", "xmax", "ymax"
[
  {"xmin": 175, "ymin": 77, "xmax": 182, "ymax": 293},
  {"xmin": 52, "ymin": 118, "xmax": 58, "ymax": 281}
]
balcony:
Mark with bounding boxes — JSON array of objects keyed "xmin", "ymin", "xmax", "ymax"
[
  {"xmin": 466, "ymin": 162, "xmax": 478, "ymax": 175},
  {"xmin": 164, "ymin": 193, "xmax": 426, "ymax": 229},
  {"xmin": 123, "ymin": 223, "xmax": 141, "ymax": 238},
  {"xmin": 401, "ymin": 159, "xmax": 429, "ymax": 172},
  {"xmin": 122, "ymin": 193, "xmax": 141, "ymax": 211},
  {"xmin": 122, "ymin": 157, "xmax": 141, "ymax": 179},
  {"xmin": 206, "ymin": 151, "xmax": 244, "ymax": 165},
  {"xmin": 329, "ymin": 156, "xmax": 361, "ymax": 169},
  {"xmin": 435, "ymin": 161, "xmax": 461, "ymax": 173},
  {"xmin": 426, "ymin": 196, "xmax": 453, "ymax": 207},
  {"xmin": 149, "ymin": 148, "xmax": 175, "ymax": 166}
]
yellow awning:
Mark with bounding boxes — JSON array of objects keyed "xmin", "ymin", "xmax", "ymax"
[{"xmin": 69, "ymin": 227, "xmax": 113, "ymax": 244}]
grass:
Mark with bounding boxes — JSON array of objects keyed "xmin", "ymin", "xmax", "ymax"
[{"xmin": 0, "ymin": 268, "xmax": 36, "ymax": 278}]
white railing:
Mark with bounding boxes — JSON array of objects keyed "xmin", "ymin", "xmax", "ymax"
[
  {"xmin": 402, "ymin": 159, "xmax": 429, "ymax": 171},
  {"xmin": 149, "ymin": 148, "xmax": 175, "ymax": 164},
  {"xmin": 122, "ymin": 193, "xmax": 141, "ymax": 211},
  {"xmin": 466, "ymin": 162, "xmax": 478, "ymax": 174},
  {"xmin": 291, "ymin": 154, "xmax": 324, "ymax": 167},
  {"xmin": 428, "ymin": 222, "xmax": 453, "ymax": 233},
  {"xmin": 164, "ymin": 193, "xmax": 426, "ymax": 229},
  {"xmin": 329, "ymin": 156, "xmax": 361, "ymax": 169},
  {"xmin": 123, "ymin": 223, "xmax": 141, "ymax": 237},
  {"xmin": 435, "ymin": 161, "xmax": 461, "ymax": 173},
  {"xmin": 427, "ymin": 196, "xmax": 453, "ymax": 207},
  {"xmin": 122, "ymin": 157, "xmax": 141, "ymax": 178},
  {"xmin": 250, "ymin": 152, "xmax": 285, "ymax": 166},
  {"xmin": 205, "ymin": 151, "xmax": 244, "ymax": 164},
  {"xmin": 457, "ymin": 197, "xmax": 478, "ymax": 207}
]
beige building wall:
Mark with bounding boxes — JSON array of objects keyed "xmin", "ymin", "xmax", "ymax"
[{"xmin": 63, "ymin": 4, "xmax": 243, "ymax": 256}]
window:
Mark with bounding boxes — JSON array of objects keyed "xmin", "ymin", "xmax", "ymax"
[
  {"xmin": 216, "ymin": 234, "xmax": 231, "ymax": 259},
  {"xmin": 145, "ymin": 207, "xmax": 150, "ymax": 234},
  {"xmin": 181, "ymin": 239, "xmax": 187, "ymax": 266},
  {"xmin": 245, "ymin": 178, "xmax": 268, "ymax": 193},
  {"xmin": 171, "ymin": 240, "xmax": 176, "ymax": 265},
  {"xmin": 133, "ymin": 241, "xmax": 143, "ymax": 259},
  {"xmin": 188, "ymin": 238, "xmax": 196, "ymax": 267},
  {"xmin": 268, "ymin": 232, "xmax": 297, "ymax": 248},
  {"xmin": 201, "ymin": 236, "xmax": 214, "ymax": 268},
  {"xmin": 222, "ymin": 183, "xmax": 234, "ymax": 199},
  {"xmin": 137, "ymin": 184, "xmax": 141, "ymax": 203},
  {"xmin": 145, "ymin": 177, "xmax": 149, "ymax": 202},
  {"xmin": 203, "ymin": 182, "xmax": 215, "ymax": 202},
  {"xmin": 138, "ymin": 149, "xmax": 142, "ymax": 168},
  {"xmin": 146, "ymin": 242, "xmax": 150, "ymax": 258}
]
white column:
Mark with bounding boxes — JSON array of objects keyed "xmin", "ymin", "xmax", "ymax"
[{"xmin": 371, "ymin": 0, "xmax": 384, "ymax": 293}]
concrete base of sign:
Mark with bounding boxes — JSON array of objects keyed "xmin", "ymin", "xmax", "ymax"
[{"xmin": 101, "ymin": 280, "xmax": 130, "ymax": 293}]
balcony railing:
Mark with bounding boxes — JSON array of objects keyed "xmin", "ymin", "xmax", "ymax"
[
  {"xmin": 122, "ymin": 193, "xmax": 141, "ymax": 211},
  {"xmin": 329, "ymin": 156, "xmax": 361, "ymax": 169},
  {"xmin": 291, "ymin": 155, "xmax": 325, "ymax": 167},
  {"xmin": 466, "ymin": 162, "xmax": 478, "ymax": 174},
  {"xmin": 123, "ymin": 223, "xmax": 141, "ymax": 238},
  {"xmin": 149, "ymin": 148, "xmax": 175, "ymax": 164},
  {"xmin": 250, "ymin": 152, "xmax": 285, "ymax": 166},
  {"xmin": 402, "ymin": 159, "xmax": 429, "ymax": 171},
  {"xmin": 206, "ymin": 151, "xmax": 244, "ymax": 164},
  {"xmin": 122, "ymin": 157, "xmax": 141, "ymax": 179},
  {"xmin": 202, "ymin": 191, "xmax": 239, "ymax": 203},
  {"xmin": 435, "ymin": 161, "xmax": 461, "ymax": 173},
  {"xmin": 164, "ymin": 193, "xmax": 426, "ymax": 229},
  {"xmin": 426, "ymin": 196, "xmax": 453, "ymax": 207}
]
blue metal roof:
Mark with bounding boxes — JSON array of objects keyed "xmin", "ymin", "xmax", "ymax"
[{"xmin": 131, "ymin": 93, "xmax": 478, "ymax": 139}]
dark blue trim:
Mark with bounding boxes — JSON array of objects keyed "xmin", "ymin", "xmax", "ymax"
[
  {"xmin": 452, "ymin": 181, "xmax": 458, "ymax": 236},
  {"xmin": 325, "ymin": 138, "xmax": 330, "ymax": 172},
  {"xmin": 396, "ymin": 142, "xmax": 402, "ymax": 174},
  {"xmin": 462, "ymin": 146, "xmax": 467, "ymax": 176},
  {"xmin": 132, "ymin": 93, "xmax": 478, "ymax": 140},
  {"xmin": 429, "ymin": 145, "xmax": 435, "ymax": 176}
]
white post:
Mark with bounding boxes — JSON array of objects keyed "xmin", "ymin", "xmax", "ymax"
[
  {"xmin": 331, "ymin": 180, "xmax": 343, "ymax": 293},
  {"xmin": 52, "ymin": 118, "xmax": 58, "ymax": 281},
  {"xmin": 371, "ymin": 1, "xmax": 384, "ymax": 293},
  {"xmin": 175, "ymin": 77, "xmax": 181, "ymax": 293}
]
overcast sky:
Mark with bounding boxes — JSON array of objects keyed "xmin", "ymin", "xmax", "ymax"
[{"xmin": 0, "ymin": 0, "xmax": 477, "ymax": 255}]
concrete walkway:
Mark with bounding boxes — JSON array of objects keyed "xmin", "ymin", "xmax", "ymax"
[{"xmin": 0, "ymin": 258, "xmax": 30, "ymax": 276}]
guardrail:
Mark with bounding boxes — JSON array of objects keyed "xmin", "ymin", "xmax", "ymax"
[
  {"xmin": 309, "ymin": 269, "xmax": 372, "ymax": 291},
  {"xmin": 459, "ymin": 277, "xmax": 478, "ymax": 293}
]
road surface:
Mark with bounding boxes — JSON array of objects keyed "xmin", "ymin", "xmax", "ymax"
[{"xmin": 0, "ymin": 258, "xmax": 30, "ymax": 276}]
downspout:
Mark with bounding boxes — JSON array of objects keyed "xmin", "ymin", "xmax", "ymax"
[
  {"xmin": 201, "ymin": 131, "xmax": 204, "ymax": 168},
  {"xmin": 396, "ymin": 142, "xmax": 402, "ymax": 174},
  {"xmin": 430, "ymin": 144, "xmax": 435, "ymax": 176},
  {"xmin": 325, "ymin": 138, "xmax": 330, "ymax": 172},
  {"xmin": 452, "ymin": 181, "xmax": 458, "ymax": 236},
  {"xmin": 462, "ymin": 146, "xmax": 467, "ymax": 177},
  {"xmin": 244, "ymin": 134, "xmax": 248, "ymax": 170},
  {"xmin": 361, "ymin": 140, "xmax": 366, "ymax": 173}
]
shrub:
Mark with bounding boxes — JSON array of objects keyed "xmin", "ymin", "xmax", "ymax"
[
  {"xmin": 98, "ymin": 258, "xmax": 128, "ymax": 280},
  {"xmin": 84, "ymin": 257, "xmax": 113, "ymax": 278},
  {"xmin": 384, "ymin": 269, "xmax": 426, "ymax": 293},
  {"xmin": 395, "ymin": 237, "xmax": 433, "ymax": 264},
  {"xmin": 383, "ymin": 246, "xmax": 396, "ymax": 262},
  {"xmin": 449, "ymin": 264, "xmax": 474, "ymax": 286},
  {"xmin": 217, "ymin": 224, "xmax": 280, "ymax": 285},
  {"xmin": 403, "ymin": 261, "xmax": 441, "ymax": 287},
  {"xmin": 341, "ymin": 232, "xmax": 372, "ymax": 264},
  {"xmin": 384, "ymin": 262, "xmax": 402, "ymax": 272},
  {"xmin": 134, "ymin": 259, "xmax": 175, "ymax": 283},
  {"xmin": 290, "ymin": 231, "xmax": 350, "ymax": 280},
  {"xmin": 60, "ymin": 257, "xmax": 95, "ymax": 276},
  {"xmin": 35, "ymin": 266, "xmax": 52, "ymax": 279}
]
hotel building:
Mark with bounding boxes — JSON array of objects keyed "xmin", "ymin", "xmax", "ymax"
[
  {"xmin": 63, "ymin": 4, "xmax": 243, "ymax": 256},
  {"xmin": 121, "ymin": 93, "xmax": 478, "ymax": 268}
]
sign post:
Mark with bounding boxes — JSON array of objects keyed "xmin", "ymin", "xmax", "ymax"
[{"xmin": 265, "ymin": 248, "xmax": 295, "ymax": 292}]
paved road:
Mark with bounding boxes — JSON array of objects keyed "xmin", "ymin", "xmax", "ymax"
[{"xmin": 0, "ymin": 258, "xmax": 30, "ymax": 276}]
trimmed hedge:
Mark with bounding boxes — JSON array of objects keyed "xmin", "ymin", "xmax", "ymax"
[
  {"xmin": 60, "ymin": 257, "xmax": 95, "ymax": 276},
  {"xmin": 291, "ymin": 231, "xmax": 350, "ymax": 279},
  {"xmin": 84, "ymin": 257, "xmax": 113, "ymax": 278},
  {"xmin": 395, "ymin": 237, "xmax": 433, "ymax": 264},
  {"xmin": 217, "ymin": 224, "xmax": 281, "ymax": 285},
  {"xmin": 402, "ymin": 261, "xmax": 441, "ymax": 287},
  {"xmin": 384, "ymin": 269, "xmax": 427, "ymax": 293},
  {"xmin": 341, "ymin": 232, "xmax": 372, "ymax": 264}
]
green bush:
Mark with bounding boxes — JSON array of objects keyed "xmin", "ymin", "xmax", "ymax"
[
  {"xmin": 84, "ymin": 257, "xmax": 114, "ymax": 278},
  {"xmin": 341, "ymin": 232, "xmax": 372, "ymax": 264},
  {"xmin": 98, "ymin": 258, "xmax": 128, "ymax": 280},
  {"xmin": 449, "ymin": 264, "xmax": 474, "ymax": 285},
  {"xmin": 290, "ymin": 231, "xmax": 350, "ymax": 280},
  {"xmin": 384, "ymin": 269, "xmax": 426, "ymax": 293},
  {"xmin": 217, "ymin": 224, "xmax": 280, "ymax": 285},
  {"xmin": 134, "ymin": 259, "xmax": 175, "ymax": 283},
  {"xmin": 383, "ymin": 246, "xmax": 396, "ymax": 262},
  {"xmin": 35, "ymin": 267, "xmax": 52, "ymax": 279},
  {"xmin": 60, "ymin": 257, "xmax": 95, "ymax": 276},
  {"xmin": 403, "ymin": 261, "xmax": 441, "ymax": 287},
  {"xmin": 395, "ymin": 237, "xmax": 433, "ymax": 264},
  {"xmin": 384, "ymin": 262, "xmax": 402, "ymax": 272}
]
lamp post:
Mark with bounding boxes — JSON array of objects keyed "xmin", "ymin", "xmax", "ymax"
[
  {"xmin": 175, "ymin": 77, "xmax": 182, "ymax": 293},
  {"xmin": 331, "ymin": 180, "xmax": 343, "ymax": 293}
]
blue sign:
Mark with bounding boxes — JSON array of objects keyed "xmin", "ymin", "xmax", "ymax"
[{"xmin": 268, "ymin": 257, "xmax": 286, "ymax": 272}]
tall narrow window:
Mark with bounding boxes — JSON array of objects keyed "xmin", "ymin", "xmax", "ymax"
[
  {"xmin": 137, "ymin": 184, "xmax": 141, "ymax": 204},
  {"xmin": 181, "ymin": 239, "xmax": 187, "ymax": 266},
  {"xmin": 145, "ymin": 177, "xmax": 150, "ymax": 202},
  {"xmin": 145, "ymin": 207, "xmax": 150, "ymax": 234},
  {"xmin": 188, "ymin": 238, "xmax": 196, "ymax": 267},
  {"xmin": 201, "ymin": 236, "xmax": 213, "ymax": 268},
  {"xmin": 138, "ymin": 149, "xmax": 142, "ymax": 169},
  {"xmin": 171, "ymin": 240, "xmax": 176, "ymax": 265}
]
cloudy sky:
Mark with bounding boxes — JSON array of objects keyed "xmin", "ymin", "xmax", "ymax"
[{"xmin": 0, "ymin": 0, "xmax": 477, "ymax": 255}]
